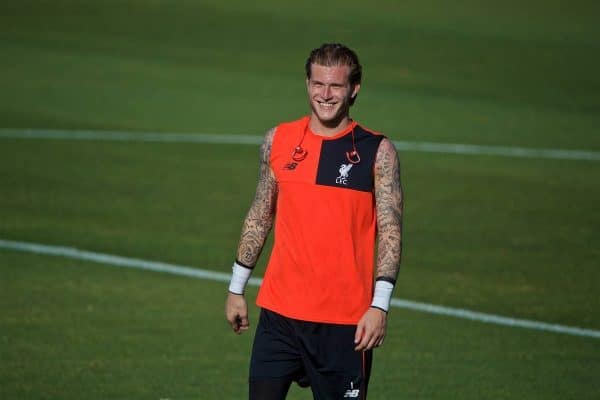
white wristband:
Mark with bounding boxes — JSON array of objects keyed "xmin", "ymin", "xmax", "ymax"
[
  {"xmin": 371, "ymin": 280, "xmax": 394, "ymax": 312},
  {"xmin": 228, "ymin": 262, "xmax": 253, "ymax": 295}
]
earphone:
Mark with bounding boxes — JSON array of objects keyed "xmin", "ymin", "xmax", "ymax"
[
  {"xmin": 292, "ymin": 145, "xmax": 308, "ymax": 161},
  {"xmin": 346, "ymin": 149, "xmax": 360, "ymax": 164},
  {"xmin": 345, "ymin": 129, "xmax": 360, "ymax": 164}
]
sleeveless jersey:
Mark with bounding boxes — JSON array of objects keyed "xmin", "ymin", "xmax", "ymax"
[{"xmin": 256, "ymin": 116, "xmax": 385, "ymax": 325}]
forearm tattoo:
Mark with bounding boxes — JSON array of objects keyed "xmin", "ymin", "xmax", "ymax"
[
  {"xmin": 236, "ymin": 127, "xmax": 278, "ymax": 267},
  {"xmin": 374, "ymin": 138, "xmax": 403, "ymax": 282}
]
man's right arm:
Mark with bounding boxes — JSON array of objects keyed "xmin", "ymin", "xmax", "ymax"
[
  {"xmin": 226, "ymin": 127, "xmax": 278, "ymax": 334},
  {"xmin": 236, "ymin": 127, "xmax": 278, "ymax": 266}
]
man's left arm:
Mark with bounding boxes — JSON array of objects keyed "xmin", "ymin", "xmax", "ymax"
[{"xmin": 355, "ymin": 137, "xmax": 403, "ymax": 351}]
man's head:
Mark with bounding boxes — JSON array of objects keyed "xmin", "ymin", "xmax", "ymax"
[
  {"xmin": 305, "ymin": 43, "xmax": 362, "ymax": 91},
  {"xmin": 305, "ymin": 43, "xmax": 362, "ymax": 129}
]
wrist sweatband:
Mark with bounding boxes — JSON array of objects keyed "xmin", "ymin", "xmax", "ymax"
[
  {"xmin": 228, "ymin": 261, "xmax": 253, "ymax": 295},
  {"xmin": 371, "ymin": 280, "xmax": 394, "ymax": 312}
]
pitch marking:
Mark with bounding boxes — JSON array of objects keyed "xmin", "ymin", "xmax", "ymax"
[
  {"xmin": 1, "ymin": 238, "xmax": 598, "ymax": 339},
  {"xmin": 1, "ymin": 128, "xmax": 599, "ymax": 161}
]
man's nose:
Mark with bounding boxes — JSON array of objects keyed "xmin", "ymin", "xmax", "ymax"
[{"xmin": 322, "ymin": 85, "xmax": 332, "ymax": 99}]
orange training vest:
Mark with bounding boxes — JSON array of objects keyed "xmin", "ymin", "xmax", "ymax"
[{"xmin": 256, "ymin": 116, "xmax": 385, "ymax": 324}]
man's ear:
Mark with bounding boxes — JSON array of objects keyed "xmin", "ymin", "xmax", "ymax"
[
  {"xmin": 351, "ymin": 83, "xmax": 361, "ymax": 100},
  {"xmin": 349, "ymin": 83, "xmax": 361, "ymax": 105}
]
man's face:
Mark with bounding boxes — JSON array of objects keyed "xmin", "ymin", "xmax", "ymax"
[{"xmin": 306, "ymin": 63, "xmax": 360, "ymax": 127}]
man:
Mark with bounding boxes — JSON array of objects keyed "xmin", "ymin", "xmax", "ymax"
[{"xmin": 226, "ymin": 43, "xmax": 403, "ymax": 400}]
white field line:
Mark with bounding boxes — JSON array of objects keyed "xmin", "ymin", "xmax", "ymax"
[
  {"xmin": 1, "ymin": 128, "xmax": 599, "ymax": 161},
  {"xmin": 1, "ymin": 238, "xmax": 599, "ymax": 340}
]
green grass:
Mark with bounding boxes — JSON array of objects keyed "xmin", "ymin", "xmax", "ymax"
[
  {"xmin": 0, "ymin": 251, "xmax": 251, "ymax": 399},
  {"xmin": 1, "ymin": 0, "xmax": 599, "ymax": 398},
  {"xmin": 2, "ymin": 0, "xmax": 600, "ymax": 147},
  {"xmin": 1, "ymin": 137, "xmax": 598, "ymax": 398},
  {"xmin": 2, "ymin": 250, "xmax": 599, "ymax": 399}
]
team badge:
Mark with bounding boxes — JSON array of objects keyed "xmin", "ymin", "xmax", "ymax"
[{"xmin": 336, "ymin": 163, "xmax": 353, "ymax": 185}]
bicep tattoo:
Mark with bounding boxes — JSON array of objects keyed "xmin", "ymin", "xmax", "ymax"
[
  {"xmin": 236, "ymin": 127, "xmax": 278, "ymax": 266},
  {"xmin": 374, "ymin": 138, "xmax": 403, "ymax": 282}
]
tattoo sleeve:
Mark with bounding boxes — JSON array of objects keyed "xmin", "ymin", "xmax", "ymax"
[
  {"xmin": 374, "ymin": 138, "xmax": 403, "ymax": 283},
  {"xmin": 236, "ymin": 127, "xmax": 278, "ymax": 267}
]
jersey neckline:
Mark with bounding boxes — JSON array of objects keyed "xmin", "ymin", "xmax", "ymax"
[{"xmin": 304, "ymin": 116, "xmax": 358, "ymax": 141}]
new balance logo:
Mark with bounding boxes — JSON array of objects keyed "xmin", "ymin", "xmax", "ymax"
[
  {"xmin": 336, "ymin": 163, "xmax": 353, "ymax": 185},
  {"xmin": 344, "ymin": 382, "xmax": 360, "ymax": 398}
]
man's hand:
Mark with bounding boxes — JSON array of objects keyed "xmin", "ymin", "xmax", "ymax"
[
  {"xmin": 354, "ymin": 307, "xmax": 387, "ymax": 351},
  {"xmin": 226, "ymin": 292, "xmax": 250, "ymax": 334}
]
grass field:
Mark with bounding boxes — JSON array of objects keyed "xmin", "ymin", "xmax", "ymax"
[{"xmin": 1, "ymin": 1, "xmax": 599, "ymax": 399}]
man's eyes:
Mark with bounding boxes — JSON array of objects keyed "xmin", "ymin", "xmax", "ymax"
[{"xmin": 311, "ymin": 83, "xmax": 343, "ymax": 88}]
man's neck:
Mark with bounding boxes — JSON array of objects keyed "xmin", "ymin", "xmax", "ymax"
[{"xmin": 308, "ymin": 114, "xmax": 352, "ymax": 137}]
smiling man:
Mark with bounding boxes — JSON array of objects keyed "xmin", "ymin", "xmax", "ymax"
[{"xmin": 226, "ymin": 43, "xmax": 403, "ymax": 400}]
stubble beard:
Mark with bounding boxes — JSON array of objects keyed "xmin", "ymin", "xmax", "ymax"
[{"xmin": 310, "ymin": 99, "xmax": 351, "ymax": 130}]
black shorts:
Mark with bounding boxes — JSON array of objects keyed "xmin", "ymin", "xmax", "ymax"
[{"xmin": 249, "ymin": 308, "xmax": 373, "ymax": 400}]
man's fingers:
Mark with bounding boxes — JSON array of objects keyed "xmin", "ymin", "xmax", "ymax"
[
  {"xmin": 354, "ymin": 323, "xmax": 365, "ymax": 345},
  {"xmin": 355, "ymin": 327, "xmax": 373, "ymax": 351},
  {"xmin": 355, "ymin": 335, "xmax": 373, "ymax": 351},
  {"xmin": 373, "ymin": 332, "xmax": 385, "ymax": 348},
  {"xmin": 360, "ymin": 332, "xmax": 376, "ymax": 351},
  {"xmin": 354, "ymin": 339, "xmax": 367, "ymax": 351},
  {"xmin": 229, "ymin": 315, "xmax": 241, "ymax": 332},
  {"xmin": 355, "ymin": 328, "xmax": 385, "ymax": 351},
  {"xmin": 366, "ymin": 335, "xmax": 379, "ymax": 350},
  {"xmin": 231, "ymin": 313, "xmax": 250, "ymax": 334},
  {"xmin": 225, "ymin": 293, "xmax": 249, "ymax": 334},
  {"xmin": 354, "ymin": 308, "xmax": 387, "ymax": 351}
]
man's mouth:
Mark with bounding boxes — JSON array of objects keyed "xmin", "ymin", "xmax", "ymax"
[{"xmin": 317, "ymin": 101, "xmax": 336, "ymax": 109}]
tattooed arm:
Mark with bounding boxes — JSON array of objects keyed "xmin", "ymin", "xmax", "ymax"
[
  {"xmin": 226, "ymin": 127, "xmax": 278, "ymax": 334},
  {"xmin": 355, "ymin": 137, "xmax": 403, "ymax": 350},
  {"xmin": 236, "ymin": 127, "xmax": 278, "ymax": 266},
  {"xmin": 374, "ymin": 138, "xmax": 403, "ymax": 282}
]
